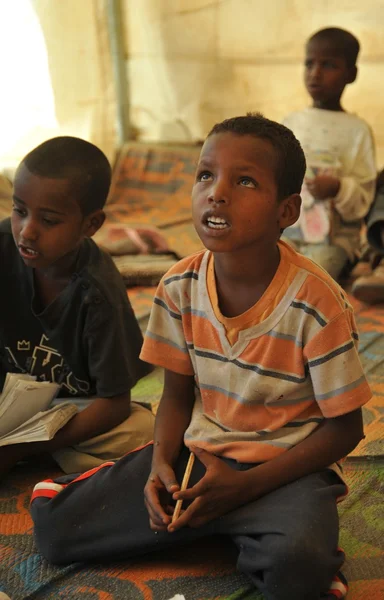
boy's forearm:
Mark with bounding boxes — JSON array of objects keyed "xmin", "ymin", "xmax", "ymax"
[
  {"xmin": 48, "ymin": 395, "xmax": 132, "ymax": 451},
  {"xmin": 152, "ymin": 371, "xmax": 195, "ymax": 467},
  {"xmin": 153, "ymin": 398, "xmax": 192, "ymax": 466},
  {"xmin": 17, "ymin": 393, "xmax": 132, "ymax": 457},
  {"xmin": 241, "ymin": 409, "xmax": 364, "ymax": 503}
]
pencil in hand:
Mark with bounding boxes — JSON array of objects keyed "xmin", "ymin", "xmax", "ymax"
[{"xmin": 171, "ymin": 451, "xmax": 195, "ymax": 523}]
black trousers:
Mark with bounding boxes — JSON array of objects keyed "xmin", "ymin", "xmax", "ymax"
[{"xmin": 31, "ymin": 444, "xmax": 347, "ymax": 600}]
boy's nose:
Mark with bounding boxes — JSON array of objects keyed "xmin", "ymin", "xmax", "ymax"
[
  {"xmin": 208, "ymin": 181, "xmax": 230, "ymax": 204},
  {"xmin": 20, "ymin": 218, "xmax": 39, "ymax": 241},
  {"xmin": 309, "ymin": 64, "xmax": 322, "ymax": 81}
]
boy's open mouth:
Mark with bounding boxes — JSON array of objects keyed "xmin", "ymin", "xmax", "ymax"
[
  {"xmin": 18, "ymin": 244, "xmax": 39, "ymax": 258},
  {"xmin": 205, "ymin": 216, "xmax": 229, "ymax": 230}
]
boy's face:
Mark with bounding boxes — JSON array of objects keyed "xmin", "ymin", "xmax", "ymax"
[
  {"xmin": 11, "ymin": 163, "xmax": 99, "ymax": 271},
  {"xmin": 304, "ymin": 38, "xmax": 356, "ymax": 110},
  {"xmin": 192, "ymin": 132, "xmax": 299, "ymax": 255}
]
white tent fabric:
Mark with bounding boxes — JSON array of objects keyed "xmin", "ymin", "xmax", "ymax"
[
  {"xmin": 0, "ymin": 0, "xmax": 116, "ymax": 172},
  {"xmin": 0, "ymin": 0, "xmax": 383, "ymax": 172}
]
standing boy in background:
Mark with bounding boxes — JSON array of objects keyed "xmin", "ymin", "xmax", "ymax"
[
  {"xmin": 0, "ymin": 137, "xmax": 154, "ymax": 478},
  {"xmin": 31, "ymin": 115, "xmax": 370, "ymax": 600},
  {"xmin": 283, "ymin": 27, "xmax": 376, "ymax": 281}
]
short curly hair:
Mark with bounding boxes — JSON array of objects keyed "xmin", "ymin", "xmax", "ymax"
[
  {"xmin": 208, "ymin": 113, "xmax": 306, "ymax": 201},
  {"xmin": 21, "ymin": 136, "xmax": 112, "ymax": 215},
  {"xmin": 307, "ymin": 27, "xmax": 360, "ymax": 68}
]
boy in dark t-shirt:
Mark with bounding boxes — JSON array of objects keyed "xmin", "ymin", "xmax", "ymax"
[{"xmin": 0, "ymin": 136, "xmax": 154, "ymax": 478}]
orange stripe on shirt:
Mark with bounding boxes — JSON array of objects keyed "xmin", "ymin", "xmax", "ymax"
[{"xmin": 199, "ymin": 388, "xmax": 320, "ymax": 432}]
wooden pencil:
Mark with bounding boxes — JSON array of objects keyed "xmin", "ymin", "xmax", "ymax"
[{"xmin": 172, "ymin": 451, "xmax": 195, "ymax": 523}]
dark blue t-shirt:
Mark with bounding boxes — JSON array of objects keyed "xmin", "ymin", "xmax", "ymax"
[{"xmin": 0, "ymin": 218, "xmax": 151, "ymax": 398}]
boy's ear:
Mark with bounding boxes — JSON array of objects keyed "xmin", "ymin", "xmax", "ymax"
[
  {"xmin": 347, "ymin": 65, "xmax": 357, "ymax": 84},
  {"xmin": 278, "ymin": 193, "xmax": 301, "ymax": 230},
  {"xmin": 83, "ymin": 209, "xmax": 105, "ymax": 237}
]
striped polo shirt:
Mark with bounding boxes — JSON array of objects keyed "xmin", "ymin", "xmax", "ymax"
[{"xmin": 140, "ymin": 240, "xmax": 371, "ymax": 464}]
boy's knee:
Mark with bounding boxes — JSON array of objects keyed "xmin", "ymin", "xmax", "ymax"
[
  {"xmin": 268, "ymin": 532, "xmax": 325, "ymax": 573},
  {"xmin": 54, "ymin": 404, "xmax": 154, "ymax": 473},
  {"xmin": 31, "ymin": 498, "xmax": 72, "ymax": 564},
  {"xmin": 238, "ymin": 533, "xmax": 336, "ymax": 600},
  {"xmin": 267, "ymin": 536, "xmax": 342, "ymax": 600}
]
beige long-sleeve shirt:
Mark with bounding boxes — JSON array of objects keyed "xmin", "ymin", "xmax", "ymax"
[{"xmin": 283, "ymin": 108, "xmax": 376, "ymax": 260}]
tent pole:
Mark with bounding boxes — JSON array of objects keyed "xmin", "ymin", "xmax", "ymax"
[{"xmin": 106, "ymin": 0, "xmax": 130, "ymax": 144}]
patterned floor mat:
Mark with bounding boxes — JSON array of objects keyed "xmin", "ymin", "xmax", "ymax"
[{"xmin": 0, "ymin": 461, "xmax": 382, "ymax": 600}]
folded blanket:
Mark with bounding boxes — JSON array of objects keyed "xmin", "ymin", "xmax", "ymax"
[
  {"xmin": 94, "ymin": 223, "xmax": 179, "ymax": 286},
  {"xmin": 112, "ymin": 253, "xmax": 178, "ymax": 287}
]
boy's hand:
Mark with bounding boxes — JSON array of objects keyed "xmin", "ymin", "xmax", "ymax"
[
  {"xmin": 169, "ymin": 448, "xmax": 248, "ymax": 531},
  {"xmin": 306, "ymin": 175, "xmax": 340, "ymax": 200},
  {"xmin": 144, "ymin": 462, "xmax": 180, "ymax": 530}
]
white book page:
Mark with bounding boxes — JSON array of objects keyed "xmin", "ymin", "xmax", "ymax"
[
  {"xmin": 0, "ymin": 373, "xmax": 37, "ymax": 420},
  {"xmin": 0, "ymin": 379, "xmax": 60, "ymax": 437},
  {"xmin": 2, "ymin": 372, "xmax": 36, "ymax": 396},
  {"xmin": 0, "ymin": 403, "xmax": 78, "ymax": 446}
]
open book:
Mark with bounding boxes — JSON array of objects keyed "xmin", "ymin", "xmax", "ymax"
[{"xmin": 0, "ymin": 373, "xmax": 78, "ymax": 447}]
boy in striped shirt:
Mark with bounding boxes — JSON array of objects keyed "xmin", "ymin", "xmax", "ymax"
[{"xmin": 31, "ymin": 114, "xmax": 370, "ymax": 600}]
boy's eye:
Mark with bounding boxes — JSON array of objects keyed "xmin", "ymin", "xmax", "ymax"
[
  {"xmin": 42, "ymin": 217, "xmax": 60, "ymax": 226},
  {"xmin": 12, "ymin": 205, "xmax": 26, "ymax": 217},
  {"xmin": 304, "ymin": 60, "xmax": 313, "ymax": 69},
  {"xmin": 239, "ymin": 177, "xmax": 256, "ymax": 188},
  {"xmin": 197, "ymin": 171, "xmax": 213, "ymax": 182}
]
